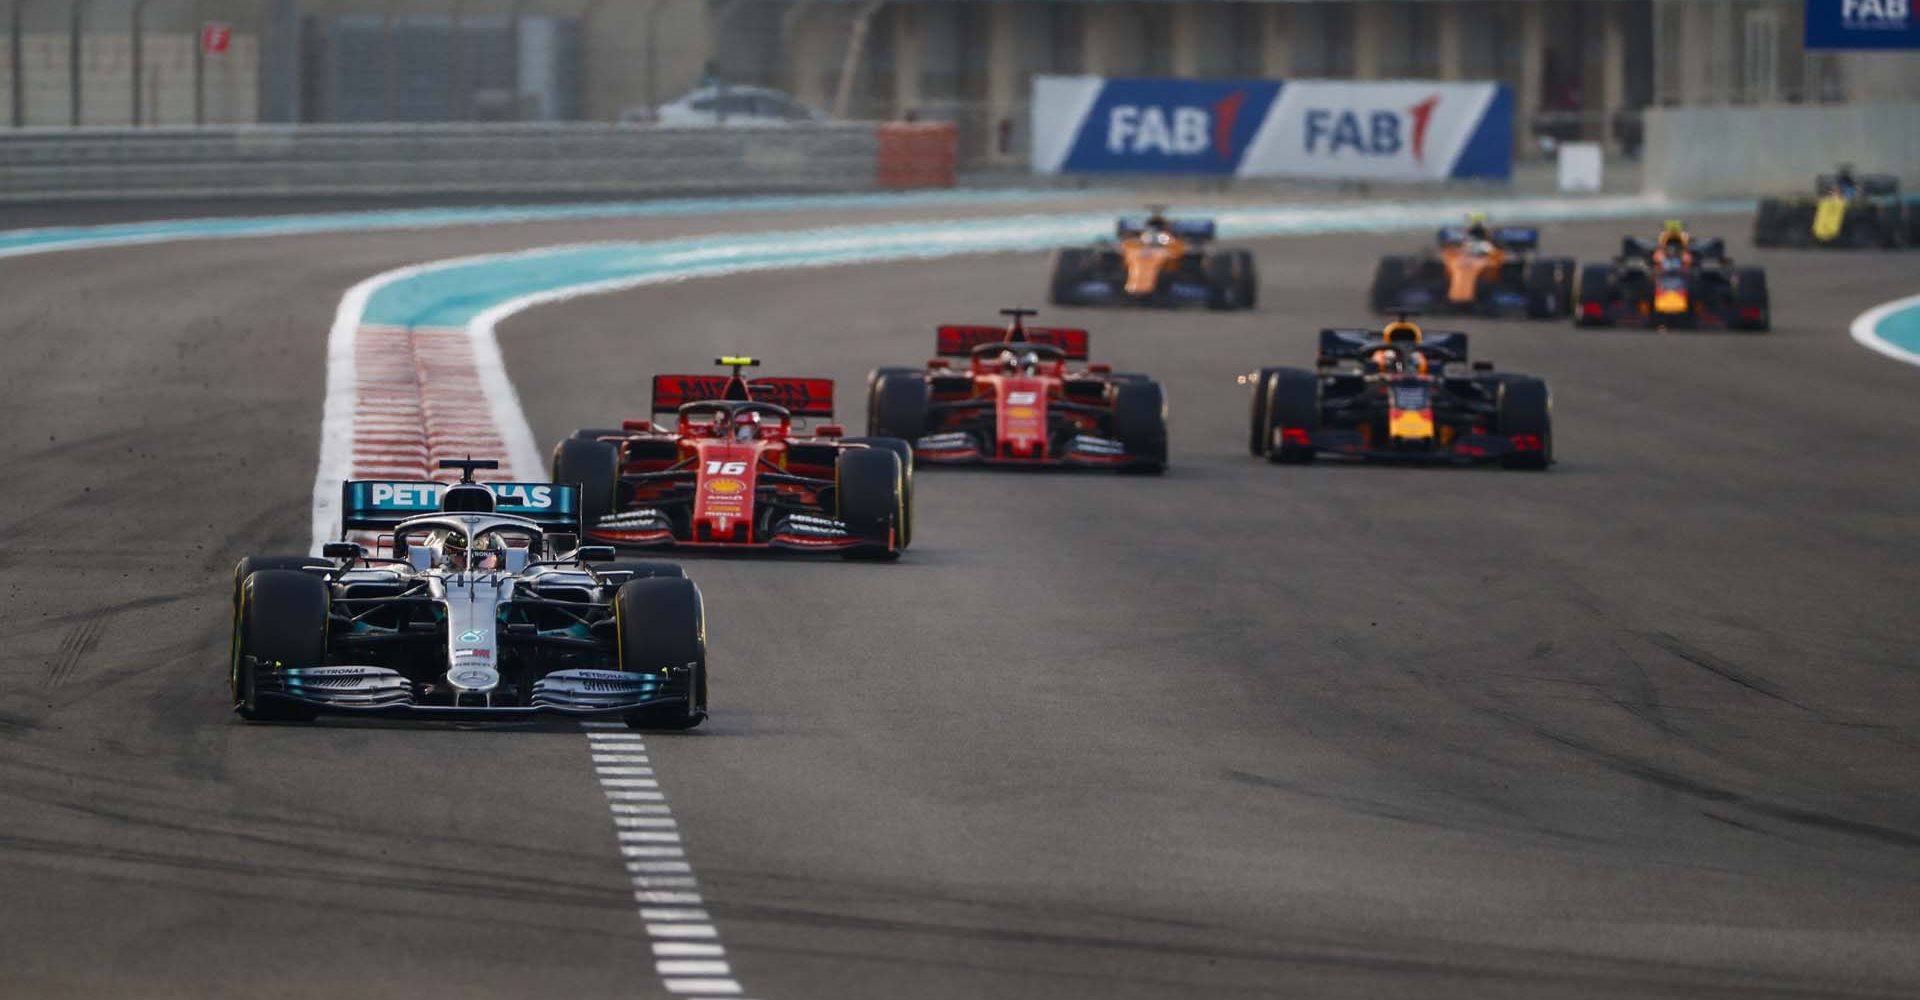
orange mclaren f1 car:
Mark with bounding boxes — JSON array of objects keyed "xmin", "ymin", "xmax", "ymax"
[
  {"xmin": 1048, "ymin": 209, "xmax": 1256, "ymax": 310},
  {"xmin": 553, "ymin": 358, "xmax": 912, "ymax": 559},
  {"xmin": 1370, "ymin": 217, "xmax": 1575, "ymax": 319}
]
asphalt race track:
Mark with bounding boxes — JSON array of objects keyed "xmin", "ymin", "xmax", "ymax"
[{"xmin": 1, "ymin": 202, "xmax": 1916, "ymax": 1000}]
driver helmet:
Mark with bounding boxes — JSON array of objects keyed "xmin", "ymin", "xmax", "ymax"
[
  {"xmin": 428, "ymin": 528, "xmax": 470, "ymax": 570},
  {"xmin": 1465, "ymin": 212, "xmax": 1491, "ymax": 241},
  {"xmin": 1658, "ymin": 220, "xmax": 1689, "ymax": 251},
  {"xmin": 1369, "ymin": 348, "xmax": 1404, "ymax": 375},
  {"xmin": 999, "ymin": 349, "xmax": 1022, "ymax": 374},
  {"xmin": 731, "ymin": 409, "xmax": 763, "ymax": 441}
]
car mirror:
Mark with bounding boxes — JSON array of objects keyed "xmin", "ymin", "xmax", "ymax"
[
  {"xmin": 576, "ymin": 545, "xmax": 616, "ymax": 564},
  {"xmin": 323, "ymin": 541, "xmax": 364, "ymax": 561},
  {"xmin": 1087, "ymin": 362, "xmax": 1112, "ymax": 374},
  {"xmin": 621, "ymin": 419, "xmax": 652, "ymax": 433},
  {"xmin": 815, "ymin": 423, "xmax": 845, "ymax": 437},
  {"xmin": 926, "ymin": 359, "xmax": 950, "ymax": 370},
  {"xmin": 1316, "ymin": 356, "xmax": 1338, "ymax": 369},
  {"xmin": 1472, "ymin": 360, "xmax": 1494, "ymax": 372}
]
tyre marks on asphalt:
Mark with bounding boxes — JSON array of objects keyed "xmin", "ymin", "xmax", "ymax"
[
  {"xmin": 42, "ymin": 610, "xmax": 106, "ymax": 687},
  {"xmin": 581, "ymin": 722, "xmax": 753, "ymax": 998}
]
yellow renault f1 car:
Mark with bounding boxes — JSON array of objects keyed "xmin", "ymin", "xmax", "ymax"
[{"xmin": 1754, "ymin": 168, "xmax": 1916, "ymax": 249}]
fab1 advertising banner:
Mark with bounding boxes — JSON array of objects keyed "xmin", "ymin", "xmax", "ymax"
[
  {"xmin": 1804, "ymin": 0, "xmax": 1920, "ymax": 49},
  {"xmin": 1031, "ymin": 76, "xmax": 1513, "ymax": 183}
]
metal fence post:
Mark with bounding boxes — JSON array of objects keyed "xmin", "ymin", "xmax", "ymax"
[
  {"xmin": 9, "ymin": 0, "xmax": 24, "ymax": 127},
  {"xmin": 449, "ymin": 0, "xmax": 465, "ymax": 120},
  {"xmin": 130, "ymin": 0, "xmax": 150, "ymax": 125},
  {"xmin": 192, "ymin": 0, "xmax": 203, "ymax": 124},
  {"xmin": 67, "ymin": 0, "xmax": 82, "ymax": 126}
]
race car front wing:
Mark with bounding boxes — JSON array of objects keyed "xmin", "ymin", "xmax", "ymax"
[{"xmin": 245, "ymin": 658, "xmax": 692, "ymax": 718}]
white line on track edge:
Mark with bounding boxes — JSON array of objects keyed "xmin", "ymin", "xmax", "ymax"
[{"xmin": 1848, "ymin": 291, "xmax": 1920, "ymax": 369}]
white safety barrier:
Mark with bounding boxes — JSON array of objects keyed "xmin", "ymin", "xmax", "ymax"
[{"xmin": 1642, "ymin": 103, "xmax": 1920, "ymax": 197}]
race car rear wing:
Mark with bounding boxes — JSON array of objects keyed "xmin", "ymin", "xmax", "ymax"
[
  {"xmin": 936, "ymin": 325, "xmax": 1090, "ymax": 359},
  {"xmin": 1116, "ymin": 217, "xmax": 1216, "ymax": 242},
  {"xmin": 1436, "ymin": 226, "xmax": 1538, "ymax": 250},
  {"xmin": 1319, "ymin": 328, "xmax": 1470, "ymax": 362},
  {"xmin": 340, "ymin": 480, "xmax": 582, "ymax": 533},
  {"xmin": 650, "ymin": 374, "xmax": 835, "ymax": 417}
]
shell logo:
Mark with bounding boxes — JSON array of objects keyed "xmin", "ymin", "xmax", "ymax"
[
  {"xmin": 706, "ymin": 478, "xmax": 746, "ymax": 495},
  {"xmin": 1007, "ymin": 406, "xmax": 1038, "ymax": 419}
]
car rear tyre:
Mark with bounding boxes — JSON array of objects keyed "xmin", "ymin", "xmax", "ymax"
[
  {"xmin": 1573, "ymin": 264, "xmax": 1614, "ymax": 327},
  {"xmin": 1049, "ymin": 248, "xmax": 1089, "ymax": 306},
  {"xmin": 1204, "ymin": 255, "xmax": 1239, "ymax": 311},
  {"xmin": 868, "ymin": 372, "xmax": 930, "ymax": 441},
  {"xmin": 1496, "ymin": 378, "xmax": 1553, "ymax": 470},
  {"xmin": 232, "ymin": 569, "xmax": 328, "ymax": 722},
  {"xmin": 1265, "ymin": 370, "xmax": 1320, "ymax": 464},
  {"xmin": 1234, "ymin": 250, "xmax": 1259, "ymax": 309},
  {"xmin": 836, "ymin": 447, "xmax": 904, "ymax": 559},
  {"xmin": 1370, "ymin": 257, "xmax": 1411, "ymax": 314},
  {"xmin": 1733, "ymin": 268, "xmax": 1770, "ymax": 332},
  {"xmin": 1110, "ymin": 380, "xmax": 1168, "ymax": 474},
  {"xmin": 1526, "ymin": 257, "xmax": 1575, "ymax": 318},
  {"xmin": 570, "ymin": 427, "xmax": 627, "ymax": 441},
  {"xmin": 553, "ymin": 437, "xmax": 621, "ymax": 533},
  {"xmin": 616, "ymin": 577, "xmax": 707, "ymax": 731}
]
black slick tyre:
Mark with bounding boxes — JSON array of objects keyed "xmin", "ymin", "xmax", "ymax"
[
  {"xmin": 232, "ymin": 555, "xmax": 328, "ymax": 616},
  {"xmin": 1265, "ymin": 370, "xmax": 1320, "ymax": 464},
  {"xmin": 232, "ymin": 569, "xmax": 329, "ymax": 722},
  {"xmin": 615, "ymin": 577, "xmax": 707, "ymax": 731},
  {"xmin": 1370, "ymin": 257, "xmax": 1410, "ymax": 314},
  {"xmin": 835, "ymin": 447, "xmax": 904, "ymax": 559},
  {"xmin": 1246, "ymin": 367, "xmax": 1287, "ymax": 457},
  {"xmin": 867, "ymin": 372, "xmax": 930, "ymax": 441},
  {"xmin": 1110, "ymin": 380, "xmax": 1168, "ymax": 473},
  {"xmin": 599, "ymin": 561, "xmax": 687, "ymax": 580},
  {"xmin": 1496, "ymin": 378, "xmax": 1553, "ymax": 470},
  {"xmin": 841, "ymin": 437, "xmax": 913, "ymax": 549},
  {"xmin": 1573, "ymin": 264, "xmax": 1613, "ymax": 327},
  {"xmin": 553, "ymin": 437, "xmax": 621, "ymax": 533},
  {"xmin": 1234, "ymin": 250, "xmax": 1259, "ymax": 309},
  {"xmin": 570, "ymin": 427, "xmax": 627, "ymax": 441},
  {"xmin": 1049, "ymin": 248, "xmax": 1089, "ymax": 306},
  {"xmin": 1733, "ymin": 269, "xmax": 1770, "ymax": 332},
  {"xmin": 1204, "ymin": 255, "xmax": 1238, "ymax": 311}
]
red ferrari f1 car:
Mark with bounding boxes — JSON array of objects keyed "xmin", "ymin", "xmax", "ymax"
[
  {"xmin": 866, "ymin": 309, "xmax": 1168, "ymax": 473},
  {"xmin": 553, "ymin": 358, "xmax": 912, "ymax": 559}
]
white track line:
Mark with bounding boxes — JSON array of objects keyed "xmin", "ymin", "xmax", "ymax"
[
  {"xmin": 582, "ymin": 730, "xmax": 751, "ymax": 997},
  {"xmin": 1848, "ymin": 292, "xmax": 1920, "ymax": 368}
]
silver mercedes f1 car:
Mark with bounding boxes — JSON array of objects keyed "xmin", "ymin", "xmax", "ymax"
[{"xmin": 230, "ymin": 459, "xmax": 707, "ymax": 729}]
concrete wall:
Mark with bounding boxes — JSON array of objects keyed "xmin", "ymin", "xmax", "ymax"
[{"xmin": 1643, "ymin": 102, "xmax": 1920, "ymax": 197}]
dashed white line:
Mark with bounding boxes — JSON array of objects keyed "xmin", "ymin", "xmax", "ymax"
[{"xmin": 581, "ymin": 727, "xmax": 753, "ymax": 998}]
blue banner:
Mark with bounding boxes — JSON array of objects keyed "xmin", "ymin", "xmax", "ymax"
[
  {"xmin": 1033, "ymin": 77, "xmax": 1512, "ymax": 182},
  {"xmin": 1806, "ymin": 0, "xmax": 1920, "ymax": 49}
]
